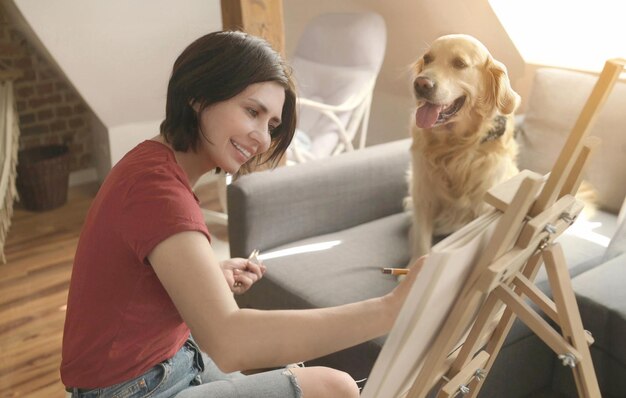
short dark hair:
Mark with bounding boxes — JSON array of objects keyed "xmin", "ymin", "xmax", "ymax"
[{"xmin": 160, "ymin": 31, "xmax": 296, "ymax": 174}]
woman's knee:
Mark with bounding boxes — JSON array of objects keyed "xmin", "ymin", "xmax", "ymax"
[
  {"xmin": 290, "ymin": 366, "xmax": 359, "ymax": 398},
  {"xmin": 321, "ymin": 368, "xmax": 359, "ymax": 397}
]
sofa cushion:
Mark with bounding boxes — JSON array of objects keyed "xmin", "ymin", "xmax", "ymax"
[
  {"xmin": 479, "ymin": 334, "xmax": 556, "ymax": 398},
  {"xmin": 517, "ymin": 68, "xmax": 626, "ymax": 213},
  {"xmin": 236, "ymin": 211, "xmax": 411, "ymax": 379},
  {"xmin": 228, "ymin": 139, "xmax": 411, "ymax": 258},
  {"xmin": 237, "ymin": 211, "xmax": 410, "ymax": 310}
]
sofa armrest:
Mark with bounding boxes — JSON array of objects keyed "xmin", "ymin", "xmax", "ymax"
[{"xmin": 227, "ymin": 139, "xmax": 411, "ymax": 257}]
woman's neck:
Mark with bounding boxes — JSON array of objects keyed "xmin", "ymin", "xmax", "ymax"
[{"xmin": 151, "ymin": 135, "xmax": 211, "ymax": 187}]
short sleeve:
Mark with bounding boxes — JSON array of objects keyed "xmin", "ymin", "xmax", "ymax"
[{"xmin": 119, "ymin": 166, "xmax": 210, "ymax": 264}]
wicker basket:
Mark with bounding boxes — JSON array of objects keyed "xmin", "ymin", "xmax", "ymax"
[{"xmin": 16, "ymin": 145, "xmax": 70, "ymax": 211}]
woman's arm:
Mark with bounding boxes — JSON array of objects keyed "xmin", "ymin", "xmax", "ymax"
[{"xmin": 148, "ymin": 230, "xmax": 420, "ymax": 373}]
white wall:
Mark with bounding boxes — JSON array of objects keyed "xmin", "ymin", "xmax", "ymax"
[
  {"xmin": 12, "ymin": 0, "xmax": 223, "ymax": 179},
  {"xmin": 107, "ymin": 120, "xmax": 163, "ymax": 166},
  {"xmin": 13, "ymin": 0, "xmax": 222, "ymax": 127}
]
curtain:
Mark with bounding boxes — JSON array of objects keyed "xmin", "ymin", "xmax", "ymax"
[{"xmin": 0, "ymin": 80, "xmax": 20, "ymax": 263}]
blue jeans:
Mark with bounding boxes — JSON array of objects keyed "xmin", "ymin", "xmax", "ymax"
[{"xmin": 68, "ymin": 339, "xmax": 302, "ymax": 398}]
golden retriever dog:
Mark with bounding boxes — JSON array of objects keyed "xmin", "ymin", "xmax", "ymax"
[{"xmin": 406, "ymin": 34, "xmax": 520, "ymax": 260}]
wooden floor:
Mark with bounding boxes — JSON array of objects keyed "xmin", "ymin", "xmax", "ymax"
[{"xmin": 0, "ymin": 181, "xmax": 226, "ymax": 397}]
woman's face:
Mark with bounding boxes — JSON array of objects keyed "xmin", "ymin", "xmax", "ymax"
[{"xmin": 195, "ymin": 81, "xmax": 285, "ymax": 174}]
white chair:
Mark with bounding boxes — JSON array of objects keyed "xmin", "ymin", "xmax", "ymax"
[{"xmin": 288, "ymin": 12, "xmax": 387, "ymax": 163}]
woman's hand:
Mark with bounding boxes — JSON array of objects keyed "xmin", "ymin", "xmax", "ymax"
[
  {"xmin": 384, "ymin": 256, "xmax": 426, "ymax": 323},
  {"xmin": 220, "ymin": 257, "xmax": 267, "ymax": 295}
]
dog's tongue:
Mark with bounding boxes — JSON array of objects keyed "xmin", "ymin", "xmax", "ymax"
[{"xmin": 416, "ymin": 103, "xmax": 444, "ymax": 129}]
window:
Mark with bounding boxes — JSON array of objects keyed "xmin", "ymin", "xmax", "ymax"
[{"xmin": 489, "ymin": 1, "xmax": 626, "ymax": 71}]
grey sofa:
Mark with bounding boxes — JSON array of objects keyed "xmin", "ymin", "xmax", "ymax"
[
  {"xmin": 227, "ymin": 67, "xmax": 626, "ymax": 397},
  {"xmin": 230, "ymin": 138, "xmax": 411, "ymax": 380}
]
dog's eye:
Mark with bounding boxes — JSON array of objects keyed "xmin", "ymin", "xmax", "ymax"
[
  {"xmin": 453, "ymin": 57, "xmax": 468, "ymax": 69},
  {"xmin": 423, "ymin": 53, "xmax": 433, "ymax": 65}
]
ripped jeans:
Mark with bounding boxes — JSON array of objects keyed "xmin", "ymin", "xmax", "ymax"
[{"xmin": 67, "ymin": 339, "xmax": 302, "ymax": 398}]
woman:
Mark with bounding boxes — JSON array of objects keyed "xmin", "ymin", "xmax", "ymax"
[{"xmin": 61, "ymin": 31, "xmax": 420, "ymax": 398}]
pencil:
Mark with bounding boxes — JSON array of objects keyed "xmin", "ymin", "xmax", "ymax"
[
  {"xmin": 234, "ymin": 249, "xmax": 260, "ymax": 288},
  {"xmin": 381, "ymin": 267, "xmax": 409, "ymax": 275}
]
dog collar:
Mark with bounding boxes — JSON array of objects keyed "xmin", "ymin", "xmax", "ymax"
[{"xmin": 481, "ymin": 115, "xmax": 507, "ymax": 144}]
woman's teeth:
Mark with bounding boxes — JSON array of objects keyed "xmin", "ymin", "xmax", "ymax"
[{"xmin": 231, "ymin": 140, "xmax": 251, "ymax": 158}]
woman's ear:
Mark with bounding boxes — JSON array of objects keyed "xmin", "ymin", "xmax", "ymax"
[
  {"xmin": 189, "ymin": 99, "xmax": 201, "ymax": 113},
  {"xmin": 486, "ymin": 58, "xmax": 520, "ymax": 115}
]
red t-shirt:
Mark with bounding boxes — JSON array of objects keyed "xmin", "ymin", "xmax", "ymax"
[{"xmin": 61, "ymin": 140, "xmax": 210, "ymax": 388}]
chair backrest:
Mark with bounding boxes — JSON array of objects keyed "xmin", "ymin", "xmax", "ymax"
[
  {"xmin": 289, "ymin": 12, "xmax": 387, "ymax": 162},
  {"xmin": 293, "ymin": 12, "xmax": 386, "ymax": 72}
]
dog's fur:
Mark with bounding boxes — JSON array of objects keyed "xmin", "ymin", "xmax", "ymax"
[{"xmin": 406, "ymin": 34, "xmax": 521, "ymax": 260}]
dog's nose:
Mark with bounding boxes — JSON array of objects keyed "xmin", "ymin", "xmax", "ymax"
[{"xmin": 414, "ymin": 76, "xmax": 435, "ymax": 98}]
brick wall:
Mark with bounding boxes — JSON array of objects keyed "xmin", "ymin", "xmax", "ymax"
[{"xmin": 0, "ymin": 5, "xmax": 93, "ymax": 172}]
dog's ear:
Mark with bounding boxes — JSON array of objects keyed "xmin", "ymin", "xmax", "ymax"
[
  {"xmin": 412, "ymin": 57, "xmax": 425, "ymax": 76},
  {"xmin": 485, "ymin": 58, "xmax": 520, "ymax": 115}
]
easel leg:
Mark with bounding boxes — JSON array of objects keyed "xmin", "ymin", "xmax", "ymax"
[
  {"xmin": 460, "ymin": 252, "xmax": 545, "ymax": 398},
  {"xmin": 543, "ymin": 243, "xmax": 601, "ymax": 398},
  {"xmin": 461, "ymin": 242, "xmax": 602, "ymax": 398}
]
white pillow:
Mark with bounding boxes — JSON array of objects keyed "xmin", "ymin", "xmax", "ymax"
[{"xmin": 517, "ymin": 68, "xmax": 626, "ymax": 213}]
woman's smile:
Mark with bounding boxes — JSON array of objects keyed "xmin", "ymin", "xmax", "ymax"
[
  {"xmin": 194, "ymin": 81, "xmax": 285, "ymax": 175},
  {"xmin": 230, "ymin": 139, "xmax": 252, "ymax": 161}
]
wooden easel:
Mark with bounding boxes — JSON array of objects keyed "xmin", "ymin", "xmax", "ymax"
[{"xmin": 403, "ymin": 58, "xmax": 626, "ymax": 398}]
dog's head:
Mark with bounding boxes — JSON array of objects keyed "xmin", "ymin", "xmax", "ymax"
[{"xmin": 412, "ymin": 34, "xmax": 520, "ymax": 130}]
